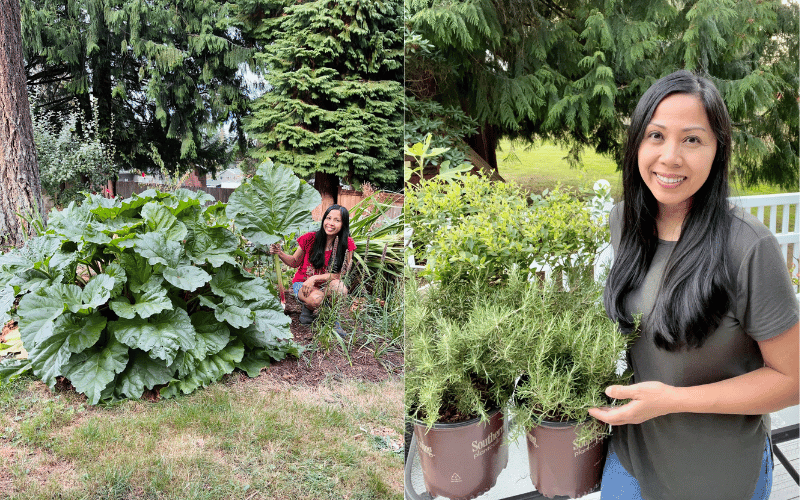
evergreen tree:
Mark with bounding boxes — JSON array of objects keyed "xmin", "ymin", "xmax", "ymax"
[
  {"xmin": 1, "ymin": 0, "xmax": 44, "ymax": 247},
  {"xmin": 21, "ymin": 0, "xmax": 252, "ymax": 174},
  {"xmin": 240, "ymin": 0, "xmax": 403, "ymax": 203},
  {"xmin": 406, "ymin": 0, "xmax": 798, "ymax": 188}
]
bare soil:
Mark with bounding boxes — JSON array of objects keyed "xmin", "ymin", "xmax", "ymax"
[{"xmin": 261, "ymin": 294, "xmax": 403, "ymax": 386}]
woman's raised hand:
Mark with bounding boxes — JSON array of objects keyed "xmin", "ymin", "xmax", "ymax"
[{"xmin": 269, "ymin": 243, "xmax": 282, "ymax": 255}]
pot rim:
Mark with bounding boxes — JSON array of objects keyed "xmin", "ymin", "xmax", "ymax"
[
  {"xmin": 528, "ymin": 418, "xmax": 588, "ymax": 429},
  {"xmin": 412, "ymin": 407, "xmax": 503, "ymax": 430}
]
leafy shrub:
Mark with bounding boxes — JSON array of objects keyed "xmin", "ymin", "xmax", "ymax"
[
  {"xmin": 32, "ymin": 99, "xmax": 119, "ymax": 207},
  {"xmin": 406, "ymin": 173, "xmax": 609, "ymax": 284},
  {"xmin": 0, "ymin": 188, "xmax": 300, "ymax": 404}
]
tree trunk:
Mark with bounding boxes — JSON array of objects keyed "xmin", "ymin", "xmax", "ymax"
[
  {"xmin": 89, "ymin": 0, "xmax": 112, "ymax": 143},
  {"xmin": 466, "ymin": 123, "xmax": 499, "ymax": 172},
  {"xmin": 0, "ymin": 0, "xmax": 44, "ymax": 248},
  {"xmin": 315, "ymin": 171, "xmax": 338, "ymax": 208}
]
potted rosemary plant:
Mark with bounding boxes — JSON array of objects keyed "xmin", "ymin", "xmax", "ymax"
[
  {"xmin": 503, "ymin": 273, "xmax": 634, "ymax": 498},
  {"xmin": 405, "ymin": 265, "xmax": 517, "ymax": 500}
]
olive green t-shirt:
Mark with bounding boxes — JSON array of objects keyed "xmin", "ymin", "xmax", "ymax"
[{"xmin": 608, "ymin": 204, "xmax": 799, "ymax": 500}]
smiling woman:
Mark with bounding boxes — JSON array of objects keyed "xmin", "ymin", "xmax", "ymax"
[
  {"xmin": 269, "ymin": 204, "xmax": 356, "ymax": 336},
  {"xmin": 594, "ymin": 70, "xmax": 799, "ymax": 500},
  {"xmin": 636, "ymin": 93, "xmax": 717, "ymax": 240}
]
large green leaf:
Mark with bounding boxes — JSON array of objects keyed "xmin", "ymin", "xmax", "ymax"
[
  {"xmin": 251, "ymin": 297, "xmax": 293, "ymax": 341},
  {"xmin": 64, "ymin": 338, "xmax": 129, "ymax": 405},
  {"xmin": 214, "ymin": 303, "xmax": 254, "ymax": 329},
  {"xmin": 28, "ymin": 334, "xmax": 72, "ymax": 388},
  {"xmin": 55, "ymin": 312, "xmax": 107, "ymax": 353},
  {"xmin": 27, "ymin": 312, "xmax": 106, "ymax": 388},
  {"xmin": 164, "ymin": 189, "xmax": 215, "ymax": 216},
  {"xmin": 108, "ymin": 309, "xmax": 196, "ymax": 365},
  {"xmin": 10, "ymin": 268, "xmax": 63, "ymax": 294},
  {"xmin": 184, "ymin": 221, "xmax": 239, "ymax": 267},
  {"xmin": 209, "ymin": 265, "xmax": 270, "ymax": 302},
  {"xmin": 191, "ymin": 312, "xmax": 231, "ymax": 356},
  {"xmin": 141, "ymin": 202, "xmax": 188, "ymax": 241},
  {"xmin": 116, "ymin": 253, "xmax": 153, "ymax": 293},
  {"xmin": 226, "ymin": 161, "xmax": 321, "ymax": 247},
  {"xmin": 17, "ymin": 289, "xmax": 67, "ymax": 346},
  {"xmin": 109, "ymin": 276, "xmax": 172, "ymax": 319},
  {"xmin": 163, "ymin": 265, "xmax": 211, "ymax": 292},
  {"xmin": 126, "ymin": 233, "xmax": 182, "ymax": 267},
  {"xmin": 82, "ymin": 274, "xmax": 116, "ymax": 310},
  {"xmin": 117, "ymin": 350, "xmax": 174, "ymax": 399},
  {"xmin": 160, "ymin": 340, "xmax": 244, "ymax": 398}
]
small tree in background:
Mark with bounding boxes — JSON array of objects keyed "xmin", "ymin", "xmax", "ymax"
[
  {"xmin": 240, "ymin": 0, "xmax": 404, "ymax": 204},
  {"xmin": 32, "ymin": 97, "xmax": 119, "ymax": 207}
]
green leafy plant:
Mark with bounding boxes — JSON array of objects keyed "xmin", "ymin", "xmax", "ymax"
[
  {"xmin": 226, "ymin": 159, "xmax": 322, "ymax": 304},
  {"xmin": 347, "ymin": 194, "xmax": 404, "ymax": 280},
  {"xmin": 405, "ymin": 269, "xmax": 518, "ymax": 428},
  {"xmin": 502, "ymin": 274, "xmax": 635, "ymax": 446},
  {"xmin": 404, "ymin": 133, "xmax": 473, "ymax": 184},
  {"xmin": 0, "ymin": 188, "xmax": 301, "ymax": 404},
  {"xmin": 407, "ymin": 173, "xmax": 608, "ymax": 285},
  {"xmin": 31, "ymin": 96, "xmax": 119, "ymax": 207}
]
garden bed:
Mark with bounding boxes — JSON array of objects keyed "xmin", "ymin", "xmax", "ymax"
[{"xmin": 262, "ymin": 294, "xmax": 403, "ymax": 386}]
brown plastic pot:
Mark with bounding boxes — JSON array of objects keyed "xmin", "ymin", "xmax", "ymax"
[
  {"xmin": 526, "ymin": 419, "xmax": 605, "ymax": 498},
  {"xmin": 413, "ymin": 408, "xmax": 509, "ymax": 500}
]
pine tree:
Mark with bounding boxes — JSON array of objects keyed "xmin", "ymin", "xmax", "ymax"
[
  {"xmin": 21, "ymin": 0, "xmax": 252, "ymax": 175},
  {"xmin": 407, "ymin": 0, "xmax": 798, "ymax": 188},
  {"xmin": 239, "ymin": 0, "xmax": 404, "ymax": 203}
]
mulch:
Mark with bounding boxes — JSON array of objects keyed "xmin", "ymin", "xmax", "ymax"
[{"xmin": 261, "ymin": 294, "xmax": 403, "ymax": 386}]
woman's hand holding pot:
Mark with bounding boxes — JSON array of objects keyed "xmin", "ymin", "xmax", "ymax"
[{"xmin": 588, "ymin": 381, "xmax": 675, "ymax": 425}]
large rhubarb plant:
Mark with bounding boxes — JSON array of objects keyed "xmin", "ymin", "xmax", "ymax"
[
  {"xmin": 226, "ymin": 160, "xmax": 321, "ymax": 304},
  {"xmin": 0, "ymin": 188, "xmax": 300, "ymax": 404}
]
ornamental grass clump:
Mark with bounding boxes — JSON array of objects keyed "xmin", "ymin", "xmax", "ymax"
[{"xmin": 503, "ymin": 273, "xmax": 635, "ymax": 446}]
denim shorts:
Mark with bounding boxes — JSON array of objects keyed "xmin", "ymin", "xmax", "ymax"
[{"xmin": 600, "ymin": 438, "xmax": 773, "ymax": 500}]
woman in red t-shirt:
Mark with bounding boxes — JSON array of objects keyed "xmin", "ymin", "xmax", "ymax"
[{"xmin": 269, "ymin": 204, "xmax": 356, "ymax": 329}]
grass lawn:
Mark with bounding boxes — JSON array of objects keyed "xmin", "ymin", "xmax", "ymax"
[
  {"xmin": 496, "ymin": 138, "xmax": 797, "ymax": 232},
  {"xmin": 0, "ymin": 373, "xmax": 403, "ymax": 500},
  {"xmin": 496, "ymin": 138, "xmax": 794, "ymax": 199}
]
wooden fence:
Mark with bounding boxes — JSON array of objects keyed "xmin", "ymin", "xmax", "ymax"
[
  {"xmin": 114, "ymin": 182, "xmax": 403, "ymax": 221},
  {"xmin": 115, "ymin": 182, "xmax": 235, "ymax": 203}
]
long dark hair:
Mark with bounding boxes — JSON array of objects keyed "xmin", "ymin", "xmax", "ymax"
[
  {"xmin": 603, "ymin": 70, "xmax": 734, "ymax": 351},
  {"xmin": 309, "ymin": 204, "xmax": 350, "ymax": 273}
]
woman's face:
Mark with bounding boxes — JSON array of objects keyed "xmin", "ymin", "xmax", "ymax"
[
  {"xmin": 323, "ymin": 209, "xmax": 343, "ymax": 236},
  {"xmin": 637, "ymin": 93, "xmax": 717, "ymax": 215}
]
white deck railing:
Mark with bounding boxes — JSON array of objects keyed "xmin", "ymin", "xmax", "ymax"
[
  {"xmin": 730, "ymin": 192, "xmax": 799, "ymax": 270},
  {"xmin": 597, "ymin": 192, "xmax": 800, "ymax": 295}
]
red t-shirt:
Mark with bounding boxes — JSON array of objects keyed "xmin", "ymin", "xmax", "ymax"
[{"xmin": 292, "ymin": 232, "xmax": 356, "ymax": 284}]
